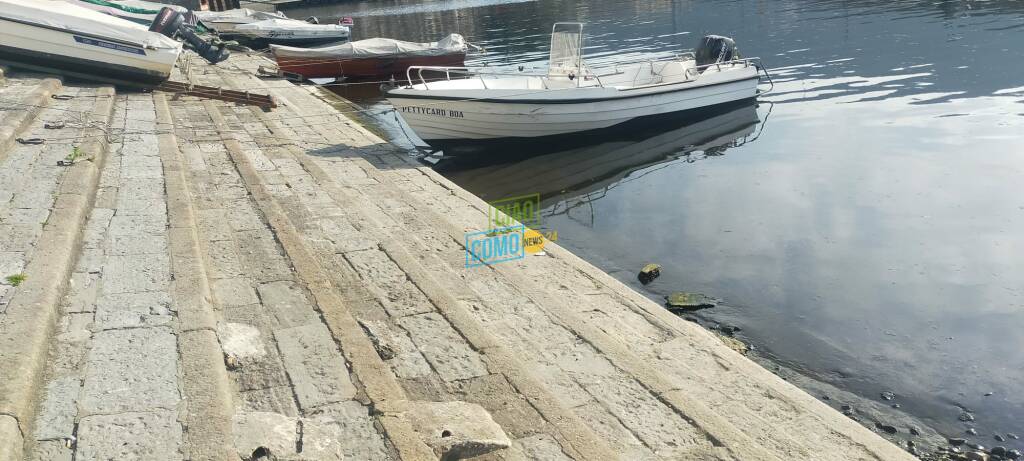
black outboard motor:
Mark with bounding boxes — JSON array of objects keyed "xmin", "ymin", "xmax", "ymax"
[
  {"xmin": 695, "ymin": 35, "xmax": 738, "ymax": 68},
  {"xmin": 150, "ymin": 7, "xmax": 230, "ymax": 64}
]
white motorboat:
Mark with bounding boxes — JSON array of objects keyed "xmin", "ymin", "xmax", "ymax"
[
  {"xmin": 387, "ymin": 23, "xmax": 770, "ymax": 155},
  {"xmin": 193, "ymin": 8, "xmax": 286, "ymax": 35},
  {"xmin": 230, "ymin": 18, "xmax": 350, "ymax": 48},
  {"xmin": 63, "ymin": 0, "xmax": 188, "ymax": 26},
  {"xmin": 195, "ymin": 9, "xmax": 350, "ymax": 48},
  {"xmin": 0, "ymin": 0, "xmax": 182, "ymax": 85}
]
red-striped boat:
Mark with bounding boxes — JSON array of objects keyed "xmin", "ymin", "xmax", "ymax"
[{"xmin": 270, "ymin": 34, "xmax": 468, "ymax": 80}]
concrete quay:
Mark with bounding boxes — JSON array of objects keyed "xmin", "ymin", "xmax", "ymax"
[{"xmin": 0, "ymin": 56, "xmax": 916, "ymax": 460}]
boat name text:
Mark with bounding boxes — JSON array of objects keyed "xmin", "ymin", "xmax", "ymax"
[{"xmin": 400, "ymin": 106, "xmax": 465, "ymax": 118}]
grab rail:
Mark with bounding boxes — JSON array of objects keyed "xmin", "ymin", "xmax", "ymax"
[{"xmin": 405, "ymin": 57, "xmax": 764, "ymax": 91}]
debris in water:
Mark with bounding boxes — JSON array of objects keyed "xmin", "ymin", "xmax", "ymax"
[
  {"xmin": 875, "ymin": 423, "xmax": 898, "ymax": 434},
  {"xmin": 638, "ymin": 263, "xmax": 661, "ymax": 284},
  {"xmin": 665, "ymin": 292, "xmax": 718, "ymax": 310},
  {"xmin": 880, "ymin": 391, "xmax": 895, "ymax": 401},
  {"xmin": 959, "ymin": 411, "xmax": 976, "ymax": 422},
  {"xmin": 717, "ymin": 334, "xmax": 747, "ymax": 355}
]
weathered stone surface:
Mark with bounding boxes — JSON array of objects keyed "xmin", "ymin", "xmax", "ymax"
[
  {"xmin": 101, "ymin": 254, "xmax": 170, "ymax": 294},
  {"xmin": 297, "ymin": 419, "xmax": 345, "ymax": 461},
  {"xmin": 275, "ymin": 323, "xmax": 356, "ymax": 410},
  {"xmin": 397, "ymin": 313, "xmax": 488, "ymax": 382},
  {"xmin": 514, "ymin": 434, "xmax": 574, "ymax": 461},
  {"xmin": 257, "ymin": 281, "xmax": 318, "ymax": 328},
  {"xmin": 104, "ymin": 231, "xmax": 168, "ymax": 256},
  {"xmin": 76, "ymin": 411, "xmax": 182, "ymax": 461},
  {"xmin": 582, "ymin": 373, "xmax": 705, "ymax": 457},
  {"xmin": 92, "ymin": 291, "xmax": 173, "ymax": 330},
  {"xmin": 222, "ymin": 307, "xmax": 293, "ymax": 391},
  {"xmin": 449, "ymin": 374, "xmax": 548, "ymax": 440},
  {"xmin": 56, "ymin": 312, "xmax": 92, "ymax": 343},
  {"xmin": 232, "ymin": 412, "xmax": 298, "ymax": 460},
  {"xmin": 105, "ymin": 214, "xmax": 165, "ymax": 237},
  {"xmin": 73, "ymin": 249, "xmax": 105, "ymax": 274},
  {"xmin": 63, "ymin": 271, "xmax": 101, "ymax": 313},
  {"xmin": 238, "ymin": 386, "xmax": 300, "ymax": 417},
  {"xmin": 344, "ymin": 249, "xmax": 434, "ymax": 317},
  {"xmin": 30, "ymin": 440, "xmax": 73, "ymax": 461},
  {"xmin": 212, "ymin": 278, "xmax": 259, "ymax": 308},
  {"xmin": 80, "ymin": 327, "xmax": 180, "ymax": 414},
  {"xmin": 401, "ymin": 400, "xmax": 511, "ymax": 460},
  {"xmin": 359, "ymin": 319, "xmax": 432, "ymax": 379},
  {"xmin": 0, "ymin": 415, "xmax": 23, "ymax": 460},
  {"xmin": 572, "ymin": 401, "xmax": 654, "ymax": 460},
  {"xmin": 315, "ymin": 401, "xmax": 392, "ymax": 461},
  {"xmin": 217, "ymin": 322, "xmax": 267, "ymax": 365},
  {"xmin": 206, "ymin": 240, "xmax": 245, "ymax": 279}
]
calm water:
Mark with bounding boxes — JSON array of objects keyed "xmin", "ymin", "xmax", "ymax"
[{"xmin": 287, "ymin": 0, "xmax": 1024, "ymax": 445}]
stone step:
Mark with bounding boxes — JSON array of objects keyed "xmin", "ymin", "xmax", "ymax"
[
  {"xmin": 0, "ymin": 74, "xmax": 62, "ymax": 160},
  {"xmin": 0, "ymin": 83, "xmax": 116, "ymax": 461},
  {"xmin": 0, "ymin": 85, "xmax": 114, "ymax": 309},
  {"xmin": 238, "ymin": 76, "xmax": 912, "ymax": 461},
  {"xmin": 197, "ymin": 65, "xmax": 744, "ymax": 460}
]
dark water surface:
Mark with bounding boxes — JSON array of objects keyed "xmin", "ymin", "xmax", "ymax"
[{"xmin": 288, "ymin": 0, "xmax": 1024, "ymax": 445}]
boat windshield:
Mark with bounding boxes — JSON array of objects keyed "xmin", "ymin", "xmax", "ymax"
[{"xmin": 548, "ymin": 22, "xmax": 584, "ymax": 78}]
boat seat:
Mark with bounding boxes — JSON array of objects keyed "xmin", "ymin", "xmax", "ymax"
[{"xmin": 655, "ymin": 60, "xmax": 696, "ymax": 84}]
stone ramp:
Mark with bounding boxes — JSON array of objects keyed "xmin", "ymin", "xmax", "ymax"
[{"xmin": 0, "ymin": 55, "xmax": 918, "ymax": 461}]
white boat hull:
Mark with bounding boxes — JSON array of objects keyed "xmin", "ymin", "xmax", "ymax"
[
  {"xmin": 0, "ymin": 12, "xmax": 179, "ymax": 85},
  {"xmin": 388, "ymin": 65, "xmax": 759, "ymax": 147}
]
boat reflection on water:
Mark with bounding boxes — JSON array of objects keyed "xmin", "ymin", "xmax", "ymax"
[{"xmin": 444, "ymin": 100, "xmax": 767, "ymax": 219}]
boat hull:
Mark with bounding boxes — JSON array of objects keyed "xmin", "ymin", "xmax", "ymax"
[
  {"xmin": 0, "ymin": 17, "xmax": 178, "ymax": 86},
  {"xmin": 387, "ymin": 67, "xmax": 760, "ymax": 154},
  {"xmin": 222, "ymin": 33, "xmax": 348, "ymax": 49},
  {"xmin": 424, "ymin": 97, "xmax": 759, "ymax": 158},
  {"xmin": 275, "ymin": 53, "xmax": 467, "ymax": 79}
]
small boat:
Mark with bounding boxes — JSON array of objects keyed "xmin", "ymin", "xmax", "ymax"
[
  {"xmin": 63, "ymin": 0, "xmax": 198, "ymax": 28},
  {"xmin": 228, "ymin": 18, "xmax": 350, "ymax": 48},
  {"xmin": 0, "ymin": 0, "xmax": 182, "ymax": 85},
  {"xmin": 193, "ymin": 8, "xmax": 286, "ymax": 35},
  {"xmin": 270, "ymin": 34, "xmax": 468, "ymax": 80},
  {"xmin": 387, "ymin": 23, "xmax": 770, "ymax": 155}
]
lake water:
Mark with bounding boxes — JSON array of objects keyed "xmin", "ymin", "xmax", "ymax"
[{"xmin": 283, "ymin": 0, "xmax": 1024, "ymax": 448}]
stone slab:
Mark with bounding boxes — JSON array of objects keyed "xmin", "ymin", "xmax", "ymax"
[
  {"xmin": 92, "ymin": 291, "xmax": 173, "ymax": 331},
  {"xmin": 315, "ymin": 401, "xmax": 392, "ymax": 461},
  {"xmin": 397, "ymin": 312, "xmax": 488, "ymax": 382},
  {"xmin": 275, "ymin": 323, "xmax": 356, "ymax": 411},
  {"xmin": 211, "ymin": 278, "xmax": 259, "ymax": 308},
  {"xmin": 256, "ymin": 281, "xmax": 319, "ymax": 328},
  {"xmin": 76, "ymin": 411, "xmax": 182, "ymax": 461},
  {"xmin": 100, "ymin": 254, "xmax": 170, "ymax": 294},
  {"xmin": 80, "ymin": 327, "xmax": 180, "ymax": 414},
  {"xmin": 33, "ymin": 376, "xmax": 80, "ymax": 440}
]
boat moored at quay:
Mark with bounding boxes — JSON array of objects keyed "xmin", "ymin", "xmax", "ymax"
[{"xmin": 387, "ymin": 23, "xmax": 771, "ymax": 156}]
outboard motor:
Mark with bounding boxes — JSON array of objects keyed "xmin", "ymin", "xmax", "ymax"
[
  {"xmin": 695, "ymin": 35, "xmax": 738, "ymax": 68},
  {"xmin": 150, "ymin": 7, "xmax": 230, "ymax": 64}
]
